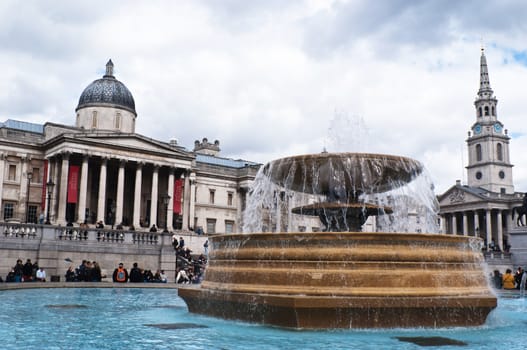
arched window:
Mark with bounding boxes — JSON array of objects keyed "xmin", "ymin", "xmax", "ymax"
[
  {"xmin": 491, "ymin": 106, "xmax": 495, "ymax": 116},
  {"xmin": 484, "ymin": 106, "xmax": 489, "ymax": 116},
  {"xmin": 476, "ymin": 144, "xmax": 482, "ymax": 161},
  {"xmin": 478, "ymin": 107, "xmax": 482, "ymax": 117},
  {"xmin": 497, "ymin": 143, "xmax": 503, "ymax": 161},
  {"xmin": 91, "ymin": 111, "xmax": 98, "ymax": 128}
]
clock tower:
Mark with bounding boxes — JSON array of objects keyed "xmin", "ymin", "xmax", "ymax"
[{"xmin": 466, "ymin": 48, "xmax": 514, "ymax": 194}]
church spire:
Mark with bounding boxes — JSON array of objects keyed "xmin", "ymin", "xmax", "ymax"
[
  {"xmin": 104, "ymin": 59, "xmax": 114, "ymax": 78},
  {"xmin": 478, "ymin": 48, "xmax": 493, "ymax": 99}
]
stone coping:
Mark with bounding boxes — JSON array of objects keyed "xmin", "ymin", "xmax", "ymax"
[{"xmin": 0, "ymin": 281, "xmax": 180, "ymax": 291}]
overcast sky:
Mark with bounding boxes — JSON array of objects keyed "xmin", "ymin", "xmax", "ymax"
[{"xmin": 2, "ymin": 0, "xmax": 527, "ymax": 194}]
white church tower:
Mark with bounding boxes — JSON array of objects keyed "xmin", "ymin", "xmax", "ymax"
[{"xmin": 466, "ymin": 48, "xmax": 514, "ymax": 194}]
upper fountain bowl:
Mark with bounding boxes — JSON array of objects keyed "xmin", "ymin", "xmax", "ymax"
[{"xmin": 262, "ymin": 152, "xmax": 423, "ymax": 200}]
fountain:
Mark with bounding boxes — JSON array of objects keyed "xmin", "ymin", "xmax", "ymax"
[{"xmin": 178, "ymin": 152, "xmax": 497, "ymax": 328}]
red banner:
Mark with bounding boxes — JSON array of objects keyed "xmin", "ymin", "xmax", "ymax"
[
  {"xmin": 173, "ymin": 179, "xmax": 183, "ymax": 214},
  {"xmin": 67, "ymin": 165, "xmax": 80, "ymax": 204},
  {"xmin": 41, "ymin": 160, "xmax": 48, "ymax": 209}
]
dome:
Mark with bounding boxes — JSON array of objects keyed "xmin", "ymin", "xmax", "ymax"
[{"xmin": 76, "ymin": 60, "xmax": 136, "ymax": 115}]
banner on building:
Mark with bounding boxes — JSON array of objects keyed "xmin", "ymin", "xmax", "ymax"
[
  {"xmin": 173, "ymin": 179, "xmax": 183, "ymax": 214},
  {"xmin": 41, "ymin": 160, "xmax": 48, "ymax": 209},
  {"xmin": 67, "ymin": 165, "xmax": 80, "ymax": 204}
]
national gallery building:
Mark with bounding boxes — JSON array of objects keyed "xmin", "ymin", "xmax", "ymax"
[{"xmin": 0, "ymin": 60, "xmax": 260, "ymax": 233}]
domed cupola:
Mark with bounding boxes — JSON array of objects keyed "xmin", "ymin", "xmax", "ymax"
[{"xmin": 75, "ymin": 60, "xmax": 137, "ymax": 133}]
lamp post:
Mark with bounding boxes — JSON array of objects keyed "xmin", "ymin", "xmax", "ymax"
[
  {"xmin": 162, "ymin": 193, "xmax": 171, "ymax": 233},
  {"xmin": 25, "ymin": 171, "xmax": 33, "ymax": 223},
  {"xmin": 45, "ymin": 180, "xmax": 55, "ymax": 225}
]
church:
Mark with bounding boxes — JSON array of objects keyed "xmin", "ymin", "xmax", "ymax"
[
  {"xmin": 438, "ymin": 49, "xmax": 524, "ymax": 253},
  {"xmin": 0, "ymin": 60, "xmax": 260, "ymax": 233}
]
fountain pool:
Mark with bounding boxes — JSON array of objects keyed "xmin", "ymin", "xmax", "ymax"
[{"xmin": 0, "ymin": 288, "xmax": 523, "ymax": 350}]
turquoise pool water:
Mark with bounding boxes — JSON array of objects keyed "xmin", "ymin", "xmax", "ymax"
[{"xmin": 0, "ymin": 288, "xmax": 524, "ymax": 349}]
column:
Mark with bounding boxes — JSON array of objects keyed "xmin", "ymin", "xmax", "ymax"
[
  {"xmin": 237, "ymin": 188, "xmax": 246, "ymax": 231},
  {"xmin": 474, "ymin": 211, "xmax": 480, "ymax": 237},
  {"xmin": 43, "ymin": 158, "xmax": 52, "ymax": 221},
  {"xmin": 77, "ymin": 155, "xmax": 89, "ymax": 224},
  {"xmin": 97, "ymin": 158, "xmax": 107, "ymax": 223},
  {"xmin": 20, "ymin": 157, "xmax": 30, "ymax": 222},
  {"xmin": 0, "ymin": 153, "xmax": 5, "ymax": 213},
  {"xmin": 189, "ymin": 173, "xmax": 196, "ymax": 230},
  {"xmin": 497, "ymin": 210, "xmax": 503, "ymax": 252},
  {"xmin": 182, "ymin": 172, "xmax": 190, "ymax": 230},
  {"xmin": 485, "ymin": 209, "xmax": 492, "ymax": 251},
  {"xmin": 57, "ymin": 153, "xmax": 70, "ymax": 225},
  {"xmin": 115, "ymin": 160, "xmax": 125, "ymax": 225},
  {"xmin": 451, "ymin": 214, "xmax": 457, "ymax": 235},
  {"xmin": 52, "ymin": 160, "xmax": 60, "ymax": 223},
  {"xmin": 149, "ymin": 165, "xmax": 159, "ymax": 228},
  {"xmin": 133, "ymin": 162, "xmax": 143, "ymax": 228},
  {"xmin": 462, "ymin": 212, "xmax": 468, "ymax": 236},
  {"xmin": 167, "ymin": 169, "xmax": 175, "ymax": 231}
]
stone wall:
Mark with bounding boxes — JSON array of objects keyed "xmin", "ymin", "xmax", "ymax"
[{"xmin": 0, "ymin": 223, "xmax": 208, "ymax": 282}]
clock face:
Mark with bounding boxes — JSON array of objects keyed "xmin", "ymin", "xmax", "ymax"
[
  {"xmin": 494, "ymin": 123, "xmax": 502, "ymax": 132},
  {"xmin": 474, "ymin": 124, "xmax": 482, "ymax": 134}
]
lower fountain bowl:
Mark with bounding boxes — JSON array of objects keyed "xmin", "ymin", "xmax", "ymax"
[{"xmin": 178, "ymin": 232, "xmax": 497, "ymax": 329}]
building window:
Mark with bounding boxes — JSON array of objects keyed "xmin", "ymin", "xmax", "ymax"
[
  {"xmin": 206, "ymin": 218, "xmax": 216, "ymax": 234},
  {"xmin": 499, "ymin": 170, "xmax": 505, "ymax": 179},
  {"xmin": 92, "ymin": 111, "xmax": 98, "ymax": 128},
  {"xmin": 478, "ymin": 107, "xmax": 482, "ymax": 117},
  {"xmin": 8, "ymin": 164, "xmax": 16, "ymax": 181},
  {"xmin": 76, "ymin": 113, "xmax": 80, "ymax": 125},
  {"xmin": 227, "ymin": 192, "xmax": 233, "ymax": 206},
  {"xmin": 225, "ymin": 220, "xmax": 234, "ymax": 233},
  {"xmin": 492, "ymin": 106, "xmax": 495, "ymax": 116},
  {"xmin": 476, "ymin": 144, "xmax": 482, "ymax": 161},
  {"xmin": 32, "ymin": 167, "xmax": 40, "ymax": 183},
  {"xmin": 298, "ymin": 226, "xmax": 306, "ymax": 232},
  {"xmin": 3, "ymin": 203, "xmax": 14, "ymax": 220},
  {"xmin": 28, "ymin": 205, "xmax": 37, "ymax": 224},
  {"xmin": 497, "ymin": 143, "xmax": 503, "ymax": 161},
  {"xmin": 209, "ymin": 189, "xmax": 215, "ymax": 204},
  {"xmin": 484, "ymin": 106, "xmax": 489, "ymax": 116},
  {"xmin": 312, "ymin": 227, "xmax": 320, "ymax": 232},
  {"xmin": 476, "ymin": 171, "xmax": 482, "ymax": 180},
  {"xmin": 115, "ymin": 112, "xmax": 121, "ymax": 129}
]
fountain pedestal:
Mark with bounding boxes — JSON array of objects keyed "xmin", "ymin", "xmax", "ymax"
[{"xmin": 178, "ymin": 232, "xmax": 497, "ymax": 328}]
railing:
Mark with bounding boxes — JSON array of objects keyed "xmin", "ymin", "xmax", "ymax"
[
  {"xmin": 2, "ymin": 224, "xmax": 38, "ymax": 239},
  {"xmin": 0, "ymin": 222, "xmax": 162, "ymax": 246}
]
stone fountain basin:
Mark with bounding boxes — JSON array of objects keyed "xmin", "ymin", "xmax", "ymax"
[{"xmin": 178, "ymin": 232, "xmax": 497, "ymax": 329}]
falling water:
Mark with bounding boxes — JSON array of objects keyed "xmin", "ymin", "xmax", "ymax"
[{"xmin": 242, "ymin": 112, "xmax": 439, "ymax": 233}]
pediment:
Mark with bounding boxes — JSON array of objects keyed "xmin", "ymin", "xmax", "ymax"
[
  {"xmin": 61, "ymin": 133, "xmax": 191, "ymax": 157},
  {"xmin": 437, "ymin": 186, "xmax": 484, "ymax": 207}
]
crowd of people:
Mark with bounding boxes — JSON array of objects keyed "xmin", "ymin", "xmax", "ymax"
[
  {"xmin": 4, "ymin": 258, "xmax": 46, "ymax": 282},
  {"xmin": 112, "ymin": 262, "xmax": 168, "ymax": 283},
  {"xmin": 492, "ymin": 266, "xmax": 527, "ymax": 290}
]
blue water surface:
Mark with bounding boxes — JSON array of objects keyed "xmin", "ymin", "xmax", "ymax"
[{"xmin": 0, "ymin": 288, "xmax": 525, "ymax": 350}]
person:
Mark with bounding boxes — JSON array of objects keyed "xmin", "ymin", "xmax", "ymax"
[
  {"xmin": 112, "ymin": 263, "xmax": 128, "ymax": 283},
  {"xmin": 6, "ymin": 269, "xmax": 16, "ymax": 283},
  {"xmin": 39, "ymin": 212, "xmax": 45, "ymax": 224},
  {"xmin": 179, "ymin": 237, "xmax": 185, "ymax": 250},
  {"xmin": 523, "ymin": 193, "xmax": 527, "ymax": 210},
  {"xmin": 203, "ymin": 239, "xmax": 209, "ymax": 256},
  {"xmin": 129, "ymin": 262, "xmax": 143, "ymax": 283},
  {"xmin": 92, "ymin": 261, "xmax": 102, "ymax": 282},
  {"xmin": 515, "ymin": 267, "xmax": 525, "ymax": 290},
  {"xmin": 36, "ymin": 267, "xmax": 46, "ymax": 282},
  {"xmin": 23, "ymin": 259, "xmax": 33, "ymax": 282},
  {"xmin": 65, "ymin": 266, "xmax": 76, "ymax": 282},
  {"xmin": 96, "ymin": 221, "xmax": 104, "ymax": 229},
  {"xmin": 172, "ymin": 233, "xmax": 179, "ymax": 250},
  {"xmin": 175, "ymin": 268, "xmax": 190, "ymax": 284},
  {"xmin": 503, "ymin": 269, "xmax": 516, "ymax": 290},
  {"xmin": 492, "ymin": 270, "xmax": 502, "ymax": 289},
  {"xmin": 13, "ymin": 259, "xmax": 24, "ymax": 282},
  {"xmin": 149, "ymin": 224, "xmax": 157, "ymax": 232},
  {"xmin": 159, "ymin": 270, "xmax": 168, "ymax": 283}
]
